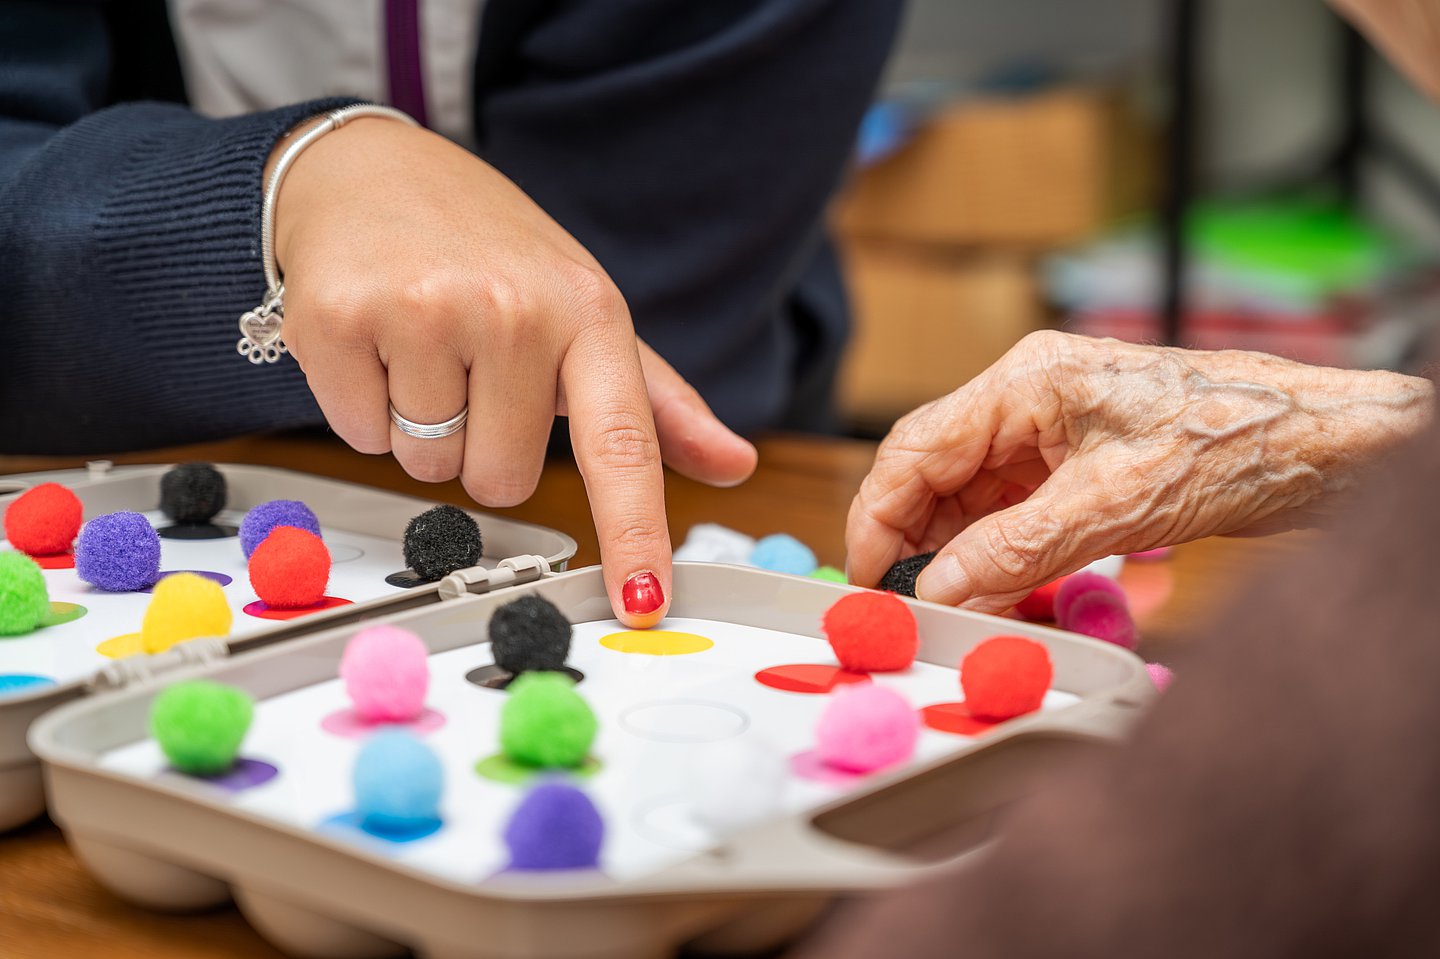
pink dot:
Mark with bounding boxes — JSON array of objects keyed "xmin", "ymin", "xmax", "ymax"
[{"xmin": 319, "ymin": 707, "xmax": 447, "ymax": 739}]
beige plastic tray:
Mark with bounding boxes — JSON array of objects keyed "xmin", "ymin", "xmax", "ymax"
[
  {"xmin": 31, "ymin": 563, "xmax": 1152, "ymax": 959},
  {"xmin": 0, "ymin": 463, "xmax": 576, "ymax": 831}
]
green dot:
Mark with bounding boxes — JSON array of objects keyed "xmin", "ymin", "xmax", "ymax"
[
  {"xmin": 474, "ymin": 752, "xmax": 601, "ymax": 785},
  {"xmin": 499, "ymin": 672, "xmax": 597, "ymax": 770},
  {"xmin": 809, "ymin": 565, "xmax": 847, "ymax": 584},
  {"xmin": 150, "ymin": 680, "xmax": 254, "ymax": 776},
  {"xmin": 0, "ymin": 552, "xmax": 49, "ymax": 636}
]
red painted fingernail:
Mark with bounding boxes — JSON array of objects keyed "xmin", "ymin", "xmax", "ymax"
[{"xmin": 622, "ymin": 571, "xmax": 664, "ymax": 615}]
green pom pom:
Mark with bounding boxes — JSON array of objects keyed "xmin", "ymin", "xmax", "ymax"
[
  {"xmin": 809, "ymin": 565, "xmax": 847, "ymax": 584},
  {"xmin": 150, "ymin": 680, "xmax": 254, "ymax": 775},
  {"xmin": 500, "ymin": 672, "xmax": 596, "ymax": 769},
  {"xmin": 0, "ymin": 551, "xmax": 49, "ymax": 636}
]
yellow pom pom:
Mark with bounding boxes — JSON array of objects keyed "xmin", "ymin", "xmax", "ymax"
[{"xmin": 141, "ymin": 573, "xmax": 232, "ymax": 654}]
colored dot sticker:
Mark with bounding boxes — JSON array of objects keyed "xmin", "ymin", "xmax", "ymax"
[
  {"xmin": 96, "ymin": 633, "xmax": 144, "ymax": 659},
  {"xmin": 790, "ymin": 750, "xmax": 878, "ymax": 788},
  {"xmin": 139, "ymin": 571, "xmax": 233, "ymax": 592},
  {"xmin": 474, "ymin": 753, "xmax": 602, "ymax": 786},
  {"xmin": 754, "ymin": 664, "xmax": 871, "ymax": 695},
  {"xmin": 243, "ymin": 596, "xmax": 353, "ymax": 620},
  {"xmin": 599, "ymin": 630, "xmax": 713, "ymax": 656},
  {"xmin": 156, "ymin": 523, "xmax": 238, "ymax": 542},
  {"xmin": 920, "ymin": 702, "xmax": 1002, "ymax": 737},
  {"xmin": 320, "ymin": 707, "xmax": 447, "ymax": 739},
  {"xmin": 173, "ymin": 758, "xmax": 279, "ymax": 793},
  {"xmin": 0, "ymin": 674, "xmax": 57, "ymax": 697},
  {"xmin": 320, "ymin": 810, "xmax": 443, "ymax": 844},
  {"xmin": 39, "ymin": 602, "xmax": 86, "ymax": 628},
  {"xmin": 31, "ymin": 553, "xmax": 75, "ymax": 570}
]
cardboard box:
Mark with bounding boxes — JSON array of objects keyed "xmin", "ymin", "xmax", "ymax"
[
  {"xmin": 838, "ymin": 240, "xmax": 1046, "ymax": 429},
  {"xmin": 836, "ymin": 88, "xmax": 1154, "ymax": 249}
]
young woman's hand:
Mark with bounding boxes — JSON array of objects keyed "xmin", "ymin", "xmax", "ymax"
[{"xmin": 271, "ymin": 118, "xmax": 757, "ymax": 625}]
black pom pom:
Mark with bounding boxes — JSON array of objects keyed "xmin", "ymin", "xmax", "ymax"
[
  {"xmin": 489, "ymin": 595, "xmax": 572, "ymax": 675},
  {"xmin": 159, "ymin": 463, "xmax": 227, "ymax": 524},
  {"xmin": 878, "ymin": 551, "xmax": 936, "ymax": 598},
  {"xmin": 403, "ymin": 505, "xmax": 483, "ymax": 582}
]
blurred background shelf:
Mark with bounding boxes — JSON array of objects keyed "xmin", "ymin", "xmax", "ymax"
[{"xmin": 833, "ymin": 0, "xmax": 1440, "ymax": 436}]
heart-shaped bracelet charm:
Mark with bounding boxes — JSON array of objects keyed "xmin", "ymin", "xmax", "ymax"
[{"xmin": 237, "ymin": 296, "xmax": 288, "ymax": 365}]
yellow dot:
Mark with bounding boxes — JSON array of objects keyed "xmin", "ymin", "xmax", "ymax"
[
  {"xmin": 142, "ymin": 573, "xmax": 232, "ymax": 654},
  {"xmin": 599, "ymin": 630, "xmax": 714, "ymax": 656},
  {"xmin": 97, "ymin": 633, "xmax": 145, "ymax": 659}
]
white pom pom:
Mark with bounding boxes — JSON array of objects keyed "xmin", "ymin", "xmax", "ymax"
[
  {"xmin": 688, "ymin": 737, "xmax": 786, "ymax": 837},
  {"xmin": 673, "ymin": 523, "xmax": 758, "ymax": 566}
]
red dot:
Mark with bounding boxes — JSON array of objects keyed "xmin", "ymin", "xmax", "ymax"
[
  {"xmin": 243, "ymin": 596, "xmax": 353, "ymax": 620},
  {"xmin": 755, "ymin": 663, "xmax": 871, "ymax": 694},
  {"xmin": 921, "ymin": 702, "xmax": 1000, "ymax": 737}
]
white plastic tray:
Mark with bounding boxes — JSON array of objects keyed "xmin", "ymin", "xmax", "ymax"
[{"xmin": 33, "ymin": 563, "xmax": 1153, "ymax": 959}]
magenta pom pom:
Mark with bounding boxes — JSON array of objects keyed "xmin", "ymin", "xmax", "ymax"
[
  {"xmin": 1055, "ymin": 572, "xmax": 1128, "ymax": 628},
  {"xmin": 340, "ymin": 626, "xmax": 430, "ymax": 722},
  {"xmin": 814, "ymin": 684, "xmax": 919, "ymax": 774},
  {"xmin": 74, "ymin": 511, "xmax": 161, "ymax": 591},
  {"xmin": 1147, "ymin": 662, "xmax": 1174, "ymax": 691},
  {"xmin": 1064, "ymin": 591, "xmax": 1138, "ymax": 650}
]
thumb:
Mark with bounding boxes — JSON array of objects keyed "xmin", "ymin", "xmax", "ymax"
[{"xmin": 915, "ymin": 487, "xmax": 1083, "ymax": 613}]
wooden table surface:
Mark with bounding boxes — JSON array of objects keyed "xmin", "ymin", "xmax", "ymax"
[{"xmin": 0, "ymin": 432, "xmax": 1305, "ymax": 959}]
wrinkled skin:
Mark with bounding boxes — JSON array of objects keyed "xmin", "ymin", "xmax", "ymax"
[{"xmin": 847, "ymin": 331, "xmax": 1434, "ymax": 612}]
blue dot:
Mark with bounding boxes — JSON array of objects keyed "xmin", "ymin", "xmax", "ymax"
[
  {"xmin": 750, "ymin": 534, "xmax": 818, "ymax": 576},
  {"xmin": 0, "ymin": 674, "xmax": 56, "ymax": 697}
]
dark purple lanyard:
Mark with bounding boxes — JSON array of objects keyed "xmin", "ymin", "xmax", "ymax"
[{"xmin": 384, "ymin": 0, "xmax": 430, "ymax": 127}]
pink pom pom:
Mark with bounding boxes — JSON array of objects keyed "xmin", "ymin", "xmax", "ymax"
[
  {"xmin": 339, "ymin": 626, "xmax": 430, "ymax": 722},
  {"xmin": 1055, "ymin": 572, "xmax": 1127, "ymax": 628},
  {"xmin": 1146, "ymin": 662, "xmax": 1174, "ymax": 691},
  {"xmin": 1063, "ymin": 591, "xmax": 1138, "ymax": 650},
  {"xmin": 1128, "ymin": 547, "xmax": 1172, "ymax": 562},
  {"xmin": 814, "ymin": 684, "xmax": 919, "ymax": 774}
]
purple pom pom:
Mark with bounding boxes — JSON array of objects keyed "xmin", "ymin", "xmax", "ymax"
[
  {"xmin": 503, "ymin": 780, "xmax": 604, "ymax": 871},
  {"xmin": 75, "ymin": 511, "xmax": 161, "ymax": 592},
  {"xmin": 239, "ymin": 500, "xmax": 321, "ymax": 558}
]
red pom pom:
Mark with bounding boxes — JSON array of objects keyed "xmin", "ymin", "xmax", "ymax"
[
  {"xmin": 822, "ymin": 591, "xmax": 918, "ymax": 672},
  {"xmin": 4, "ymin": 483, "xmax": 82, "ymax": 556},
  {"xmin": 960, "ymin": 635, "xmax": 1053, "ymax": 720},
  {"xmin": 248, "ymin": 526, "xmax": 330, "ymax": 609},
  {"xmin": 1014, "ymin": 577, "xmax": 1066, "ymax": 622}
]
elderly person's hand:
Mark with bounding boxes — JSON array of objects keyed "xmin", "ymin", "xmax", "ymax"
[{"xmin": 846, "ymin": 331, "xmax": 1434, "ymax": 612}]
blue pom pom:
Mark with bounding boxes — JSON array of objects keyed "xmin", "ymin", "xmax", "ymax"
[
  {"xmin": 353, "ymin": 729, "xmax": 443, "ymax": 834},
  {"xmin": 239, "ymin": 500, "xmax": 321, "ymax": 559},
  {"xmin": 749, "ymin": 534, "xmax": 818, "ymax": 576},
  {"xmin": 503, "ymin": 780, "xmax": 604, "ymax": 871}
]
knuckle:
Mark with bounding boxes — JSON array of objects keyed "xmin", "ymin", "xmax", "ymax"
[
  {"xmin": 399, "ymin": 450, "xmax": 460, "ymax": 484},
  {"xmin": 463, "ymin": 472, "xmax": 540, "ymax": 509},
  {"xmin": 560, "ymin": 262, "xmax": 627, "ymax": 326},
  {"xmin": 609, "ymin": 519, "xmax": 669, "ymax": 553},
  {"xmin": 588, "ymin": 412, "xmax": 659, "ymax": 468},
  {"xmin": 981, "ymin": 517, "xmax": 1053, "ymax": 579}
]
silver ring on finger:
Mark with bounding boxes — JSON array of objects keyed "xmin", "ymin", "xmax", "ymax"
[{"xmin": 389, "ymin": 403, "xmax": 468, "ymax": 440}]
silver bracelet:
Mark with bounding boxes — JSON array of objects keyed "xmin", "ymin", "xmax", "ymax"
[{"xmin": 238, "ymin": 104, "xmax": 419, "ymax": 364}]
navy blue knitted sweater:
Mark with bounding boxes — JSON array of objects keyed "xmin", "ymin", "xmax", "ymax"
[{"xmin": 0, "ymin": 0, "xmax": 900, "ymax": 454}]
